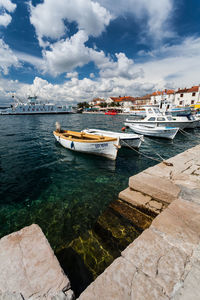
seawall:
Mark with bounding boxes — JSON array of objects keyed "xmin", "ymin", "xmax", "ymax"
[{"xmin": 78, "ymin": 144, "xmax": 200, "ymax": 299}]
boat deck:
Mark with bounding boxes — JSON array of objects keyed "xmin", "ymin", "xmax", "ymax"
[{"xmin": 54, "ymin": 130, "xmax": 117, "ymax": 143}]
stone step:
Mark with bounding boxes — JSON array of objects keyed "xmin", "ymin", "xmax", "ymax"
[
  {"xmin": 129, "ymin": 172, "xmax": 180, "ymax": 204},
  {"xmin": 110, "ymin": 199, "xmax": 153, "ymax": 231},
  {"xmin": 94, "ymin": 206, "xmax": 141, "ymax": 253},
  {"xmin": 119, "ymin": 187, "xmax": 167, "ymax": 215}
]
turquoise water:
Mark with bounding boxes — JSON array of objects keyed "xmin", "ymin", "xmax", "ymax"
[{"xmin": 0, "ymin": 113, "xmax": 200, "ymax": 293}]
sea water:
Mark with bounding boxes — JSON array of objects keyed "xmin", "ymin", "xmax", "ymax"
[{"xmin": 0, "ymin": 113, "xmax": 200, "ymax": 294}]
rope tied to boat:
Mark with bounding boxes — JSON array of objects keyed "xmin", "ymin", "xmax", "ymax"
[
  {"xmin": 179, "ymin": 127, "xmax": 198, "ymax": 139},
  {"xmin": 122, "ymin": 139, "xmax": 173, "ymax": 166}
]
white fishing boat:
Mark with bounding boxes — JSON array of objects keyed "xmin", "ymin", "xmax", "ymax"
[
  {"xmin": 82, "ymin": 128, "xmax": 143, "ymax": 149},
  {"xmin": 53, "ymin": 124, "xmax": 120, "ymax": 160},
  {"xmin": 125, "ymin": 107, "xmax": 198, "ymax": 129},
  {"xmin": 128, "ymin": 124, "xmax": 179, "ymax": 140},
  {"xmin": 195, "ymin": 114, "xmax": 200, "ymax": 128},
  {"xmin": 0, "ymin": 96, "xmax": 77, "ymax": 115}
]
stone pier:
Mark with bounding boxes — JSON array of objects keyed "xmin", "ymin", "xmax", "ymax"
[
  {"xmin": 0, "ymin": 224, "xmax": 74, "ymax": 300},
  {"xmin": 78, "ymin": 144, "xmax": 200, "ymax": 299}
]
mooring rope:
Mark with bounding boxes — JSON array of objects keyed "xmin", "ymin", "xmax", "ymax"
[
  {"xmin": 179, "ymin": 127, "xmax": 200, "ymax": 139},
  {"xmin": 122, "ymin": 139, "xmax": 173, "ymax": 166}
]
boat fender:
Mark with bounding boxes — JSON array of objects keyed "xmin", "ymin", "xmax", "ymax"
[{"xmin": 121, "ymin": 127, "xmax": 126, "ymax": 132}]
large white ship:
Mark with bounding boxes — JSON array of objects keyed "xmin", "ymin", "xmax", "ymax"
[{"xmin": 0, "ymin": 96, "xmax": 77, "ymax": 115}]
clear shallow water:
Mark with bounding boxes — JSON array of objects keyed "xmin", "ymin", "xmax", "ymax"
[{"xmin": 0, "ymin": 114, "xmax": 200, "ymax": 247}]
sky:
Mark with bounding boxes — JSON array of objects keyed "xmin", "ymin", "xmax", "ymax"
[{"xmin": 0, "ymin": 0, "xmax": 200, "ymax": 105}]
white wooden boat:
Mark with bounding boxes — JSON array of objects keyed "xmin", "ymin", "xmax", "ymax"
[
  {"xmin": 82, "ymin": 128, "xmax": 143, "ymax": 149},
  {"xmin": 128, "ymin": 124, "xmax": 179, "ymax": 140},
  {"xmin": 125, "ymin": 107, "xmax": 199, "ymax": 129},
  {"xmin": 53, "ymin": 128, "xmax": 120, "ymax": 160}
]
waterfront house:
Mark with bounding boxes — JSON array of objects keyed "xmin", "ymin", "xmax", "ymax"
[
  {"xmin": 110, "ymin": 96, "xmax": 136, "ymax": 109},
  {"xmin": 150, "ymin": 90, "xmax": 175, "ymax": 105},
  {"xmin": 134, "ymin": 94, "xmax": 151, "ymax": 106},
  {"xmin": 174, "ymin": 86, "xmax": 200, "ymax": 106},
  {"xmin": 89, "ymin": 97, "xmax": 106, "ymax": 108}
]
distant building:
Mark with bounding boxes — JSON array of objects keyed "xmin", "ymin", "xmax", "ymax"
[
  {"xmin": 150, "ymin": 90, "xmax": 175, "ymax": 105},
  {"xmin": 89, "ymin": 97, "xmax": 105, "ymax": 107},
  {"xmin": 174, "ymin": 86, "xmax": 200, "ymax": 106},
  {"xmin": 134, "ymin": 94, "xmax": 151, "ymax": 106},
  {"xmin": 110, "ymin": 96, "xmax": 135, "ymax": 108}
]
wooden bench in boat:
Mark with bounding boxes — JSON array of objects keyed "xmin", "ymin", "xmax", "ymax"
[{"xmin": 54, "ymin": 130, "xmax": 117, "ymax": 142}]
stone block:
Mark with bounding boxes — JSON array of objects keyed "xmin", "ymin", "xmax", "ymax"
[
  {"xmin": 173, "ymin": 264, "xmax": 200, "ymax": 300},
  {"xmin": 122, "ymin": 228, "xmax": 188, "ymax": 296},
  {"xmin": 0, "ymin": 293, "xmax": 23, "ymax": 300},
  {"xmin": 131, "ymin": 270, "xmax": 168, "ymax": 300},
  {"xmin": 110, "ymin": 200, "xmax": 153, "ymax": 231},
  {"xmin": 178, "ymin": 186, "xmax": 200, "ymax": 205},
  {"xmin": 0, "ymin": 224, "xmax": 71, "ymax": 300},
  {"xmin": 129, "ymin": 172, "xmax": 180, "ymax": 204},
  {"xmin": 147, "ymin": 200, "xmax": 163, "ymax": 211},
  {"xmin": 145, "ymin": 162, "xmax": 173, "ymax": 179},
  {"xmin": 151, "ymin": 199, "xmax": 200, "ymax": 255},
  {"xmin": 51, "ymin": 290, "xmax": 75, "ymax": 300},
  {"xmin": 119, "ymin": 188, "xmax": 166, "ymax": 215},
  {"xmin": 78, "ymin": 257, "xmax": 136, "ymax": 300},
  {"xmin": 119, "ymin": 188, "xmax": 151, "ymax": 207}
]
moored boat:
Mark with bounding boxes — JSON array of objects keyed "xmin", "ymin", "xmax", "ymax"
[
  {"xmin": 82, "ymin": 128, "xmax": 143, "ymax": 149},
  {"xmin": 53, "ymin": 125, "xmax": 120, "ymax": 160},
  {"xmin": 125, "ymin": 107, "xmax": 198, "ymax": 129},
  {"xmin": 128, "ymin": 124, "xmax": 179, "ymax": 140},
  {"xmin": 105, "ymin": 110, "xmax": 117, "ymax": 115}
]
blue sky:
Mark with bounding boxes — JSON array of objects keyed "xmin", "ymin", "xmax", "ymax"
[{"xmin": 0, "ymin": 0, "xmax": 200, "ymax": 104}]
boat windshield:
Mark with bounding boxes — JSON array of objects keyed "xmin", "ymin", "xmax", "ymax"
[
  {"xmin": 147, "ymin": 117, "xmax": 156, "ymax": 121},
  {"xmin": 157, "ymin": 117, "xmax": 166, "ymax": 121},
  {"xmin": 167, "ymin": 116, "xmax": 173, "ymax": 121}
]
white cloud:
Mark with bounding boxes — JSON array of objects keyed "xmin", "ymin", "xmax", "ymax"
[
  {"xmin": 0, "ymin": 0, "xmax": 16, "ymax": 27},
  {"xmin": 66, "ymin": 72, "xmax": 78, "ymax": 78},
  {"xmin": 135, "ymin": 36, "xmax": 200, "ymax": 89},
  {"xmin": 42, "ymin": 30, "xmax": 92, "ymax": 75},
  {"xmin": 30, "ymin": 0, "xmax": 112, "ymax": 47},
  {"xmin": 97, "ymin": 0, "xmax": 174, "ymax": 42},
  {"xmin": 14, "ymin": 51, "xmax": 43, "ymax": 68},
  {"xmin": 0, "ymin": 39, "xmax": 20, "ymax": 74},
  {"xmin": 0, "ymin": 13, "xmax": 11, "ymax": 26},
  {"xmin": 99, "ymin": 52, "xmax": 144, "ymax": 80},
  {"xmin": 41, "ymin": 30, "xmax": 143, "ymax": 82},
  {"xmin": 0, "ymin": 0, "xmax": 16, "ymax": 12}
]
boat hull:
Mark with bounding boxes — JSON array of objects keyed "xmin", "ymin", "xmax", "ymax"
[
  {"xmin": 125, "ymin": 120, "xmax": 190, "ymax": 130},
  {"xmin": 128, "ymin": 124, "xmax": 179, "ymax": 140},
  {"xmin": 53, "ymin": 132, "xmax": 119, "ymax": 160},
  {"xmin": 82, "ymin": 129, "xmax": 143, "ymax": 149},
  {"xmin": 183, "ymin": 119, "xmax": 199, "ymax": 129}
]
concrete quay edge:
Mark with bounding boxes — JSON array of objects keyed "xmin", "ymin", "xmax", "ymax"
[{"xmin": 78, "ymin": 144, "xmax": 200, "ymax": 300}]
